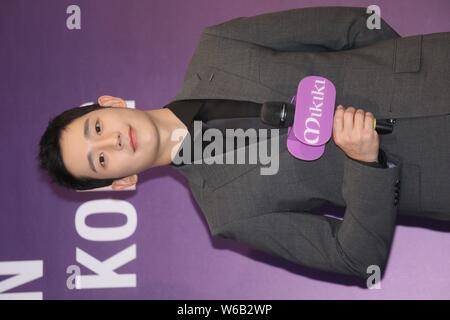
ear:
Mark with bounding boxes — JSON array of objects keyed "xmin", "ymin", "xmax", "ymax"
[
  {"xmin": 98, "ymin": 95, "xmax": 127, "ymax": 108},
  {"xmin": 111, "ymin": 174, "xmax": 138, "ymax": 191}
]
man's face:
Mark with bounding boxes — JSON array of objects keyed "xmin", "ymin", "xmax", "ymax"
[{"xmin": 59, "ymin": 106, "xmax": 159, "ymax": 180}]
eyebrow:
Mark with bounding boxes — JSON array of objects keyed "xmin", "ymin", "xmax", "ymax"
[{"xmin": 84, "ymin": 118, "xmax": 97, "ymax": 173}]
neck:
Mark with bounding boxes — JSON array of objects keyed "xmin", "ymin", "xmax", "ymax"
[{"xmin": 144, "ymin": 107, "xmax": 188, "ymax": 167}]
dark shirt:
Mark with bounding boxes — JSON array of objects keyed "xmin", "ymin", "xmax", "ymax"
[{"xmin": 163, "ymin": 99, "xmax": 388, "ymax": 168}]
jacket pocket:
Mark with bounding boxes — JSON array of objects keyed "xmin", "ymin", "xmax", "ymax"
[
  {"xmin": 389, "ymin": 36, "xmax": 425, "ymax": 116},
  {"xmin": 393, "ymin": 36, "xmax": 422, "ymax": 73}
]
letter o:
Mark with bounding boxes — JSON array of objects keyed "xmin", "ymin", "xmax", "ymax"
[{"xmin": 75, "ymin": 199, "xmax": 137, "ymax": 241}]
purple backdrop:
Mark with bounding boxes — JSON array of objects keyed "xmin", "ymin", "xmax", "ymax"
[{"xmin": 1, "ymin": 0, "xmax": 449, "ymax": 299}]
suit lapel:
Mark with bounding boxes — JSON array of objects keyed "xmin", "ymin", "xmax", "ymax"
[
  {"xmin": 195, "ymin": 129, "xmax": 290, "ymax": 191},
  {"xmin": 174, "ymin": 65, "xmax": 291, "ymax": 103}
]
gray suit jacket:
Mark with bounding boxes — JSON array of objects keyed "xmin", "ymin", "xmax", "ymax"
[{"xmin": 170, "ymin": 7, "xmax": 450, "ymax": 277}]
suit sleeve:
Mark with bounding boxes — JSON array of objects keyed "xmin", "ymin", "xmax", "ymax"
[
  {"xmin": 203, "ymin": 6, "xmax": 400, "ymax": 52},
  {"xmin": 214, "ymin": 153, "xmax": 401, "ymax": 278},
  {"xmin": 352, "ymin": 148, "xmax": 390, "ymax": 168}
]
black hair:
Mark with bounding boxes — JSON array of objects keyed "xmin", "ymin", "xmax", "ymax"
[{"xmin": 37, "ymin": 103, "xmax": 127, "ymax": 190}]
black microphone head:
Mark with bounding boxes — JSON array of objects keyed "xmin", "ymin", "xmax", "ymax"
[{"xmin": 261, "ymin": 101, "xmax": 295, "ymax": 127}]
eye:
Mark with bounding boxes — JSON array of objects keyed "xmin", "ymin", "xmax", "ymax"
[
  {"xmin": 96, "ymin": 121, "xmax": 105, "ymax": 168},
  {"xmin": 99, "ymin": 152, "xmax": 106, "ymax": 168},
  {"xmin": 95, "ymin": 120, "xmax": 101, "ymax": 134}
]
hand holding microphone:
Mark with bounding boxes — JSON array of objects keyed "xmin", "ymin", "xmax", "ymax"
[
  {"xmin": 332, "ymin": 105, "xmax": 380, "ymax": 163},
  {"xmin": 260, "ymin": 101, "xmax": 395, "ymax": 135},
  {"xmin": 259, "ymin": 75, "xmax": 396, "ymax": 161}
]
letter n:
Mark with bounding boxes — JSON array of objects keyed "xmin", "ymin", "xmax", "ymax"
[{"xmin": 0, "ymin": 260, "xmax": 43, "ymax": 300}]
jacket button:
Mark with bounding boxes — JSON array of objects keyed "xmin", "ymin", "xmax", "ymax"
[{"xmin": 394, "ymin": 198, "xmax": 399, "ymax": 206}]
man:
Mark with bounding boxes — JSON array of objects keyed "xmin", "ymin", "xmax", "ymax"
[{"xmin": 38, "ymin": 7, "xmax": 450, "ymax": 278}]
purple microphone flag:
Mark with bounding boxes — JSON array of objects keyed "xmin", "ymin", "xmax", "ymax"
[{"xmin": 287, "ymin": 75, "xmax": 336, "ymax": 161}]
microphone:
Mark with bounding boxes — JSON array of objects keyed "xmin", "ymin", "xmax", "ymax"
[{"xmin": 260, "ymin": 101, "xmax": 395, "ymax": 134}]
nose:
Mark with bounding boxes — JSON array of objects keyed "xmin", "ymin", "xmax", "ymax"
[{"xmin": 92, "ymin": 132, "xmax": 123, "ymax": 150}]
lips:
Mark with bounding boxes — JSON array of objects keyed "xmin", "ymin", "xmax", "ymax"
[{"xmin": 129, "ymin": 126, "xmax": 137, "ymax": 152}]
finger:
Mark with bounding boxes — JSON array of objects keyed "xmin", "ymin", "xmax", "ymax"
[
  {"xmin": 343, "ymin": 106, "xmax": 356, "ymax": 133},
  {"xmin": 333, "ymin": 105, "xmax": 344, "ymax": 134},
  {"xmin": 364, "ymin": 112, "xmax": 375, "ymax": 130},
  {"xmin": 354, "ymin": 109, "xmax": 365, "ymax": 132}
]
